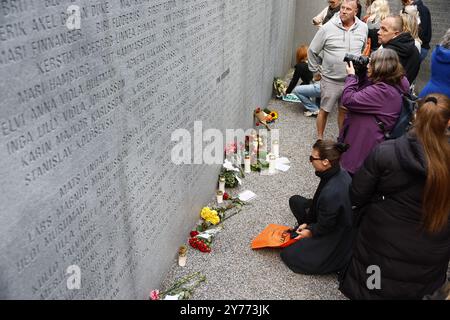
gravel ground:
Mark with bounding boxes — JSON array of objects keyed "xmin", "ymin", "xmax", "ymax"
[{"xmin": 160, "ymin": 73, "xmax": 348, "ymax": 300}]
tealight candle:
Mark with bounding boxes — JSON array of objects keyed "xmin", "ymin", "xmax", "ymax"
[
  {"xmin": 219, "ymin": 176, "xmax": 225, "ymax": 193},
  {"xmin": 216, "ymin": 191, "xmax": 224, "ymax": 204},
  {"xmin": 244, "ymin": 155, "xmax": 251, "ymax": 173},
  {"xmin": 272, "ymin": 140, "xmax": 279, "ymax": 158},
  {"xmin": 269, "ymin": 154, "xmax": 276, "ymax": 174}
]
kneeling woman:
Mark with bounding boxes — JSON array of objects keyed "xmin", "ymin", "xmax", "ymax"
[{"xmin": 281, "ymin": 140, "xmax": 353, "ymax": 275}]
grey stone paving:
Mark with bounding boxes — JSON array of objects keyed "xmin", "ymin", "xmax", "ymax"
[{"xmin": 161, "ymin": 76, "xmax": 347, "ymax": 300}]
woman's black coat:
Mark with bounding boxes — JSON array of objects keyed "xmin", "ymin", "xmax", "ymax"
[
  {"xmin": 340, "ymin": 133, "xmax": 450, "ymax": 300},
  {"xmin": 281, "ymin": 169, "xmax": 354, "ymax": 275}
]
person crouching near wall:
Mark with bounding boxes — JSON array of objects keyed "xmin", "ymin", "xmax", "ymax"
[
  {"xmin": 280, "ymin": 140, "xmax": 354, "ymax": 275},
  {"xmin": 339, "ymin": 48, "xmax": 410, "ymax": 176},
  {"xmin": 339, "ymin": 94, "xmax": 450, "ymax": 299}
]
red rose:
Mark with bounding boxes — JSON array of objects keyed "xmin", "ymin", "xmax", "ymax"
[
  {"xmin": 190, "ymin": 231, "xmax": 199, "ymax": 237},
  {"xmin": 256, "ymin": 122, "xmax": 260, "ymax": 127},
  {"xmin": 223, "ymin": 193, "xmax": 229, "ymax": 200}
]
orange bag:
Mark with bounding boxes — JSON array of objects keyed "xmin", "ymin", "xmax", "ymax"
[{"xmin": 251, "ymin": 224, "xmax": 300, "ymax": 249}]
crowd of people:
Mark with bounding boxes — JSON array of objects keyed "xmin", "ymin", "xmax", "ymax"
[{"xmin": 281, "ymin": 0, "xmax": 450, "ymax": 300}]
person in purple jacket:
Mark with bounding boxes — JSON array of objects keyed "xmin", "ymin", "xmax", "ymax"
[{"xmin": 339, "ymin": 48, "xmax": 410, "ymax": 175}]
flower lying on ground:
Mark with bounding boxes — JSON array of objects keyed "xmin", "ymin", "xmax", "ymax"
[
  {"xmin": 150, "ymin": 290, "xmax": 160, "ymax": 300},
  {"xmin": 200, "ymin": 207, "xmax": 220, "ymax": 225},
  {"xmin": 221, "ymin": 158, "xmax": 244, "ymax": 188},
  {"xmin": 264, "ymin": 108, "xmax": 279, "ymax": 123},
  {"xmin": 270, "ymin": 111, "xmax": 279, "ymax": 121},
  {"xmin": 188, "ymin": 198, "xmax": 248, "ymax": 253},
  {"xmin": 273, "ymin": 77, "xmax": 287, "ymax": 97},
  {"xmin": 189, "ymin": 237, "xmax": 211, "ymax": 253},
  {"xmin": 190, "ymin": 231, "xmax": 199, "ymax": 237},
  {"xmin": 150, "ymin": 272, "xmax": 206, "ymax": 300}
]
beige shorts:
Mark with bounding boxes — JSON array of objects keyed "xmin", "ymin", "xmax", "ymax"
[{"xmin": 320, "ymin": 78, "xmax": 345, "ymax": 113}]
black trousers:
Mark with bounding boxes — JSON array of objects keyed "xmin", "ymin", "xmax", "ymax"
[{"xmin": 289, "ymin": 195, "xmax": 315, "ymax": 226}]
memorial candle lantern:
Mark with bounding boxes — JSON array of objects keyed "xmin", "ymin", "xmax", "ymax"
[
  {"xmin": 244, "ymin": 155, "xmax": 251, "ymax": 173},
  {"xmin": 216, "ymin": 191, "xmax": 224, "ymax": 204},
  {"xmin": 219, "ymin": 176, "xmax": 226, "ymax": 193},
  {"xmin": 272, "ymin": 140, "xmax": 279, "ymax": 158},
  {"xmin": 269, "ymin": 154, "xmax": 276, "ymax": 174}
]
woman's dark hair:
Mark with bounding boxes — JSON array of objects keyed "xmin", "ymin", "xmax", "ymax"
[
  {"xmin": 313, "ymin": 140, "xmax": 350, "ymax": 166},
  {"xmin": 369, "ymin": 48, "xmax": 405, "ymax": 85},
  {"xmin": 414, "ymin": 94, "xmax": 450, "ymax": 234}
]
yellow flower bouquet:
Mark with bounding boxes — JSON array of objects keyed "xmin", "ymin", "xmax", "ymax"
[{"xmin": 200, "ymin": 207, "xmax": 220, "ymax": 225}]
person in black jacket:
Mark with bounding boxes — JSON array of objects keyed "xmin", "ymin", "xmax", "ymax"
[
  {"xmin": 339, "ymin": 94, "xmax": 450, "ymax": 300},
  {"xmin": 281, "ymin": 140, "xmax": 354, "ymax": 275},
  {"xmin": 286, "ymin": 45, "xmax": 320, "ymax": 117},
  {"xmin": 415, "ymin": 0, "xmax": 432, "ymax": 61},
  {"xmin": 378, "ymin": 15, "xmax": 420, "ymax": 84},
  {"xmin": 401, "ymin": 0, "xmax": 432, "ymax": 62},
  {"xmin": 286, "ymin": 45, "xmax": 313, "ymax": 94}
]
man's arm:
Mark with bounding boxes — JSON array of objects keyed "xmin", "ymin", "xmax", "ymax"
[
  {"xmin": 308, "ymin": 28, "xmax": 326, "ymax": 75},
  {"xmin": 312, "ymin": 6, "xmax": 329, "ymax": 26}
]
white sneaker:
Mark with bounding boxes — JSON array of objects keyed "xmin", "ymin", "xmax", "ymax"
[{"xmin": 304, "ymin": 110, "xmax": 319, "ymax": 117}]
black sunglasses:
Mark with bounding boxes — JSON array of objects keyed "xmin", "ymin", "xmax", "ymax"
[{"xmin": 309, "ymin": 155, "xmax": 323, "ymax": 162}]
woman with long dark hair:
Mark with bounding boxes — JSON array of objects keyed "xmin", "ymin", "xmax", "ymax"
[{"xmin": 340, "ymin": 94, "xmax": 450, "ymax": 299}]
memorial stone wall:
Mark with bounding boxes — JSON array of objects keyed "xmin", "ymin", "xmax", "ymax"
[{"xmin": 0, "ymin": 0, "xmax": 296, "ymax": 299}]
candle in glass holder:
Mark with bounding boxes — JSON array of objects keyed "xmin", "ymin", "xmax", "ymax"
[
  {"xmin": 216, "ymin": 191, "xmax": 224, "ymax": 204},
  {"xmin": 244, "ymin": 155, "xmax": 251, "ymax": 173},
  {"xmin": 269, "ymin": 154, "xmax": 276, "ymax": 174},
  {"xmin": 272, "ymin": 140, "xmax": 279, "ymax": 158},
  {"xmin": 219, "ymin": 176, "xmax": 226, "ymax": 193}
]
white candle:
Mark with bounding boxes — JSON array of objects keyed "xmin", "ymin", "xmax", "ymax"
[
  {"xmin": 219, "ymin": 177, "xmax": 225, "ymax": 193},
  {"xmin": 269, "ymin": 154, "xmax": 276, "ymax": 174},
  {"xmin": 216, "ymin": 191, "xmax": 224, "ymax": 204},
  {"xmin": 272, "ymin": 140, "xmax": 279, "ymax": 158},
  {"xmin": 244, "ymin": 156, "xmax": 251, "ymax": 173}
]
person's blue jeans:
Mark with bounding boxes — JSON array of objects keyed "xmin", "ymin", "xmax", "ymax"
[
  {"xmin": 292, "ymin": 82, "xmax": 321, "ymax": 112},
  {"xmin": 420, "ymin": 48, "xmax": 429, "ymax": 63}
]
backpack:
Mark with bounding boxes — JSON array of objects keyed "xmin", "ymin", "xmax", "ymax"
[{"xmin": 375, "ymin": 93, "xmax": 418, "ymax": 140}]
